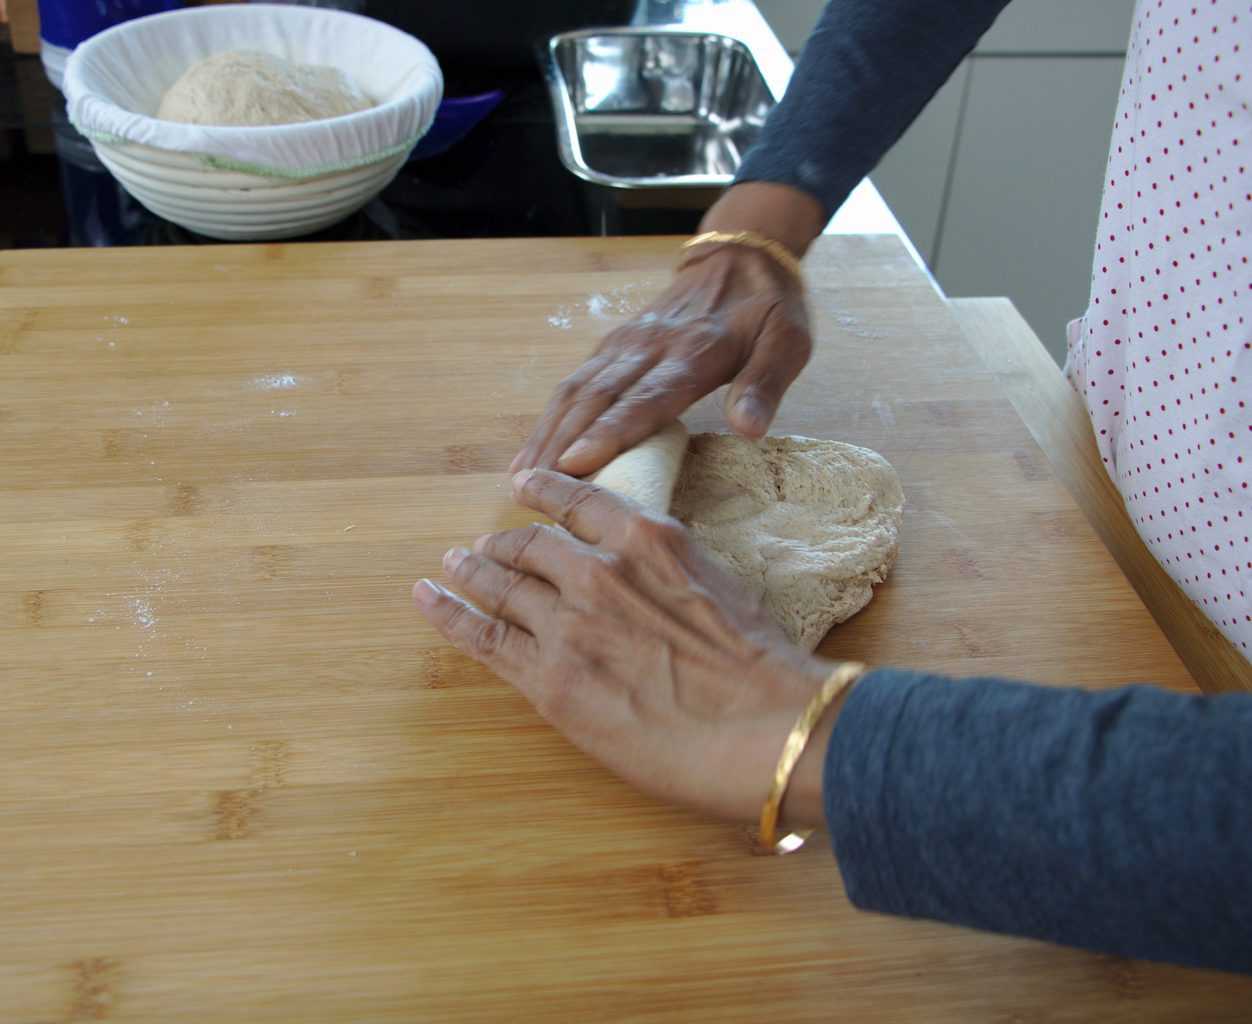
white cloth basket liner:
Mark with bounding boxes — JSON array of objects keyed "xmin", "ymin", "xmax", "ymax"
[{"xmin": 64, "ymin": 3, "xmax": 442, "ymax": 179}]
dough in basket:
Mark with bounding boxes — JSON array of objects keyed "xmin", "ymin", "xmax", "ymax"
[{"xmin": 157, "ymin": 50, "xmax": 374, "ymax": 126}]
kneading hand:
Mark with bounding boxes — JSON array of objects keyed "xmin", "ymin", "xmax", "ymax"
[
  {"xmin": 510, "ymin": 245, "xmax": 812, "ymax": 478},
  {"xmin": 413, "ymin": 470, "xmax": 837, "ymax": 826}
]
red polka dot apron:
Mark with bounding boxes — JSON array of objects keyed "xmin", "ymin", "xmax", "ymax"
[{"xmin": 1066, "ymin": 0, "xmax": 1252, "ymax": 658}]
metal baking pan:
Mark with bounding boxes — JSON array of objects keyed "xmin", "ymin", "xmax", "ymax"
[{"xmin": 545, "ymin": 27, "xmax": 777, "ymax": 231}]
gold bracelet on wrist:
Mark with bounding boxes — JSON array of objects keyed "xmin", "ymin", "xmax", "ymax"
[
  {"xmin": 756, "ymin": 661, "xmax": 867, "ymax": 856},
  {"xmin": 680, "ymin": 230, "xmax": 804, "ymax": 283}
]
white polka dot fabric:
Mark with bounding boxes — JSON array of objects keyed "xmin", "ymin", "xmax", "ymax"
[{"xmin": 1066, "ymin": 0, "xmax": 1251, "ymax": 658}]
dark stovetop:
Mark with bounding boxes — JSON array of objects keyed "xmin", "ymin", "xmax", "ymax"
[{"xmin": 0, "ymin": 26, "xmax": 703, "ymax": 250}]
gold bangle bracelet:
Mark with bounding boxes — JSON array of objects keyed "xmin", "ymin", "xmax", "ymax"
[
  {"xmin": 680, "ymin": 230, "xmax": 804, "ymax": 282},
  {"xmin": 756, "ymin": 662, "xmax": 867, "ymax": 856}
]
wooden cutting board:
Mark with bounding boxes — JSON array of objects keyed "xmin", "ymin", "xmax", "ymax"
[{"xmin": 1, "ymin": 236, "xmax": 1247, "ymax": 1021}]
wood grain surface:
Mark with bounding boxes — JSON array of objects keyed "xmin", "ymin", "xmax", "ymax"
[
  {"xmin": 5, "ymin": 0, "xmax": 39, "ymax": 54},
  {"xmin": 1, "ymin": 236, "xmax": 1248, "ymax": 1021}
]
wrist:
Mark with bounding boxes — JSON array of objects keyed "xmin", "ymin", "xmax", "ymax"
[
  {"xmin": 699, "ymin": 182, "xmax": 826, "ymax": 259},
  {"xmin": 674, "ymin": 236, "xmax": 801, "ymax": 297},
  {"xmin": 777, "ymin": 659, "xmax": 859, "ymax": 830},
  {"xmin": 714, "ymin": 655, "xmax": 838, "ymax": 826}
]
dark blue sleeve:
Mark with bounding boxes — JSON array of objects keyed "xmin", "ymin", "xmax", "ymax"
[
  {"xmin": 823, "ymin": 668, "xmax": 1252, "ymax": 974},
  {"xmin": 736, "ymin": 0, "xmax": 1014, "ymax": 218}
]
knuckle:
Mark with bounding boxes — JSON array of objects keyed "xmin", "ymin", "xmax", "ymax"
[
  {"xmin": 450, "ymin": 551, "xmax": 483, "ymax": 586},
  {"xmin": 785, "ymin": 325, "xmax": 813, "ymax": 359},
  {"xmin": 443, "ymin": 599, "xmax": 471, "ymax": 635},
  {"xmin": 619, "ymin": 380, "xmax": 664, "ymax": 408},
  {"xmin": 488, "ymin": 523, "xmax": 542, "ymax": 566},
  {"xmin": 679, "ymin": 584, "xmax": 730, "ymax": 630},
  {"xmin": 602, "ymin": 394, "xmax": 666, "ymax": 431},
  {"xmin": 643, "ymin": 321, "xmax": 697, "ymax": 356},
  {"xmin": 510, "ymin": 523, "xmax": 544, "ymax": 564},
  {"xmin": 654, "ymin": 316, "xmax": 718, "ymax": 354},
  {"xmin": 601, "ymin": 324, "xmax": 636, "ymax": 348},
  {"xmin": 687, "ymin": 319, "xmax": 728, "ymax": 348},
  {"xmin": 598, "ymin": 550, "xmax": 627, "ymax": 577},
  {"xmin": 535, "ymin": 522, "xmax": 569, "ymax": 548},
  {"xmin": 519, "ymin": 469, "xmax": 558, "ymax": 509},
  {"xmin": 490, "ymin": 569, "xmax": 525, "ymax": 616},
  {"xmin": 517, "ymin": 470, "xmax": 543, "ymax": 503},
  {"xmin": 642, "ymin": 361, "xmax": 709, "ymax": 402},
  {"xmin": 550, "ymin": 603, "xmax": 579, "ymax": 644},
  {"xmin": 624, "ymin": 513, "xmax": 687, "ymax": 550},
  {"xmin": 556, "ymin": 481, "xmax": 602, "ymax": 530},
  {"xmin": 654, "ymin": 514, "xmax": 688, "ymax": 543},
  {"xmin": 553, "ymin": 375, "xmax": 582, "ymax": 403},
  {"xmin": 577, "ymin": 551, "xmax": 620, "ymax": 593},
  {"xmin": 628, "ymin": 316, "xmax": 665, "ymax": 343},
  {"xmin": 770, "ymin": 310, "xmax": 812, "ymax": 353},
  {"xmin": 576, "ymin": 377, "xmax": 620, "ymax": 405},
  {"xmin": 471, "ymin": 617, "xmax": 507, "ymax": 657},
  {"xmin": 573, "ymin": 557, "xmax": 602, "ymax": 592}
]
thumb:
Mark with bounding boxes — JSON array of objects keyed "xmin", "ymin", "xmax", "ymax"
[{"xmin": 723, "ymin": 314, "xmax": 811, "ymax": 438}]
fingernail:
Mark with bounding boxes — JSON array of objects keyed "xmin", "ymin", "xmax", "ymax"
[
  {"xmin": 558, "ymin": 439, "xmax": 593, "ymax": 469},
  {"xmin": 472, "ymin": 533, "xmax": 491, "ymax": 553},
  {"xmin": 508, "ymin": 452, "xmax": 524, "ymax": 474},
  {"xmin": 511, "ymin": 469, "xmax": 534, "ymax": 493},
  {"xmin": 443, "ymin": 547, "xmax": 469, "ymax": 572},
  {"xmin": 413, "ymin": 579, "xmax": 440, "ymax": 607}
]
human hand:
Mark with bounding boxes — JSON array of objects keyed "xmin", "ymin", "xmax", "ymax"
[
  {"xmin": 511, "ymin": 244, "xmax": 812, "ymax": 478},
  {"xmin": 513, "ymin": 183, "xmax": 825, "ymax": 478},
  {"xmin": 413, "ymin": 470, "xmax": 843, "ymax": 826}
]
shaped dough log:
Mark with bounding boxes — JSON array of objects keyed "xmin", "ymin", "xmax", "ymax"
[{"xmin": 590, "ymin": 422, "xmax": 690, "ymax": 516}]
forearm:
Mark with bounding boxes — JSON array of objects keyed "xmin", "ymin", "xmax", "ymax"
[
  {"xmin": 824, "ymin": 668, "xmax": 1252, "ymax": 973},
  {"xmin": 737, "ymin": 0, "xmax": 1013, "ymax": 219}
]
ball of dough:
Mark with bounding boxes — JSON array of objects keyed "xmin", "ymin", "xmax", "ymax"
[
  {"xmin": 157, "ymin": 50, "xmax": 375, "ymax": 126},
  {"xmin": 671, "ymin": 434, "xmax": 904, "ymax": 651}
]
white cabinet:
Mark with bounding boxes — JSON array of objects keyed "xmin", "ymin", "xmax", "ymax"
[
  {"xmin": 754, "ymin": 0, "xmax": 1138, "ymax": 363},
  {"xmin": 754, "ymin": 0, "xmax": 1137, "ymax": 56},
  {"xmin": 936, "ymin": 57, "xmax": 1127, "ymax": 360},
  {"xmin": 977, "ymin": 0, "xmax": 1138, "ymax": 53},
  {"xmin": 869, "ymin": 64, "xmax": 968, "ymax": 265}
]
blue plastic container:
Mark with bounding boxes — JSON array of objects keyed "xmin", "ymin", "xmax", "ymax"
[
  {"xmin": 38, "ymin": 0, "xmax": 184, "ymax": 49},
  {"xmin": 410, "ymin": 92, "xmax": 506, "ymax": 162},
  {"xmin": 37, "ymin": 0, "xmax": 184, "ymax": 89}
]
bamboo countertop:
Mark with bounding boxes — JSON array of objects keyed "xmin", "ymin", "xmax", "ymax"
[{"xmin": 1, "ymin": 236, "xmax": 1248, "ymax": 1021}]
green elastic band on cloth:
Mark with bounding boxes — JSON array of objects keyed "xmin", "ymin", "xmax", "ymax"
[{"xmin": 79, "ymin": 129, "xmax": 424, "ymax": 180}]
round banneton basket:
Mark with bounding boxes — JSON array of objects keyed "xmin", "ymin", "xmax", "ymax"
[{"xmin": 64, "ymin": 3, "xmax": 442, "ymax": 240}]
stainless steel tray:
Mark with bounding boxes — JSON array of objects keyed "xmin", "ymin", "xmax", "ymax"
[{"xmin": 545, "ymin": 27, "xmax": 776, "ymax": 190}]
